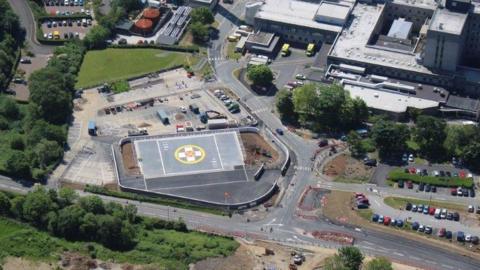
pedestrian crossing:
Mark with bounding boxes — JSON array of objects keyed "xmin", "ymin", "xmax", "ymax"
[
  {"xmin": 251, "ymin": 107, "xmax": 269, "ymax": 114},
  {"xmin": 294, "ymin": 166, "xmax": 311, "ymax": 172},
  {"xmin": 208, "ymin": 57, "xmax": 226, "ymax": 61}
]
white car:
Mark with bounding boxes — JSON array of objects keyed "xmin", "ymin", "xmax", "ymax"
[
  {"xmin": 179, "ymin": 106, "xmax": 187, "ymax": 113},
  {"xmin": 408, "ymin": 154, "xmax": 414, "ymax": 162},
  {"xmin": 466, "ymin": 234, "xmax": 472, "ymax": 242},
  {"xmin": 43, "ymin": 33, "xmax": 48, "ymax": 38},
  {"xmin": 47, "ymin": 33, "xmax": 53, "ymax": 39}
]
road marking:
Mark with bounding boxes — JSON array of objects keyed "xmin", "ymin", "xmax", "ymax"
[
  {"xmin": 393, "ymin": 252, "xmax": 405, "ymax": 257},
  {"xmin": 409, "ymin": 256, "xmax": 421, "ymax": 261},
  {"xmin": 155, "ymin": 141, "xmax": 167, "ymax": 175},
  {"xmin": 443, "ymin": 264, "xmax": 454, "ymax": 269},
  {"xmin": 211, "ymin": 134, "xmax": 224, "ymax": 170}
]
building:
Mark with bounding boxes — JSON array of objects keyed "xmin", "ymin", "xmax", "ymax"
[
  {"xmin": 245, "ymin": 0, "xmax": 354, "ymax": 45},
  {"xmin": 244, "ymin": 31, "xmax": 281, "ymax": 56},
  {"xmin": 185, "ymin": 0, "xmax": 218, "ymax": 9}
]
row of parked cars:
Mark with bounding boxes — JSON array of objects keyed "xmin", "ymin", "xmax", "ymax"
[
  {"xmin": 213, "ymin": 89, "xmax": 240, "ymax": 113},
  {"xmin": 46, "ymin": 19, "xmax": 91, "ymax": 28},
  {"xmin": 44, "ymin": 0, "xmax": 84, "ymax": 6},
  {"xmin": 405, "ymin": 202, "xmax": 460, "ymax": 221},
  {"xmin": 404, "ymin": 167, "xmax": 472, "ymax": 178},
  {"xmin": 372, "ymin": 213, "xmax": 479, "ymax": 244},
  {"xmin": 450, "ymin": 186, "xmax": 475, "ymax": 197},
  {"xmin": 398, "ymin": 180, "xmax": 437, "ymax": 192}
]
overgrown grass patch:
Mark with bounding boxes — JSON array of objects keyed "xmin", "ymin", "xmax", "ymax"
[{"xmin": 384, "ymin": 196, "xmax": 465, "ymax": 211}]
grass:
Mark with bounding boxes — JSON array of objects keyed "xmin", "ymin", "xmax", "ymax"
[
  {"xmin": 357, "ymin": 209, "xmax": 374, "ymax": 220},
  {"xmin": 84, "ymin": 185, "xmax": 227, "ymax": 216},
  {"xmin": 76, "ymin": 48, "xmax": 196, "ymax": 88},
  {"xmin": 111, "ymin": 80, "xmax": 130, "ymax": 94},
  {"xmin": 334, "ymin": 176, "xmax": 370, "ymax": 184},
  {"xmin": 0, "ymin": 217, "xmax": 238, "ymax": 269},
  {"xmin": 383, "ymin": 196, "xmax": 466, "ymax": 211},
  {"xmin": 406, "ymin": 139, "xmax": 420, "ymax": 151},
  {"xmin": 388, "ymin": 168, "xmax": 474, "ymax": 188},
  {"xmin": 226, "ymin": 42, "xmax": 241, "ymax": 61}
]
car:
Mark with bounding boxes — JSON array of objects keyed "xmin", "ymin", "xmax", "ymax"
[
  {"xmin": 383, "ymin": 216, "xmax": 391, "ymax": 225},
  {"xmin": 408, "ymin": 153, "xmax": 414, "ymax": 162},
  {"xmin": 407, "ymin": 181, "xmax": 413, "ymax": 189},
  {"xmin": 463, "ymin": 188, "xmax": 469, "ymax": 197},
  {"xmin": 439, "ymin": 170, "xmax": 446, "ymax": 177},
  {"xmin": 468, "ymin": 205, "xmax": 474, "ymax": 213},
  {"xmin": 354, "ymin": 192, "xmax": 365, "ymax": 198},
  {"xmin": 433, "ymin": 170, "xmax": 439, "ymax": 177},
  {"xmin": 179, "ymin": 106, "xmax": 187, "ymax": 113},
  {"xmin": 409, "ymin": 167, "xmax": 416, "ymax": 174},
  {"xmin": 77, "ymin": 20, "xmax": 81, "ymax": 26},
  {"xmin": 418, "ymin": 183, "xmax": 425, "ymax": 191},
  {"xmin": 275, "ymin": 128, "xmax": 284, "ymax": 135},
  {"xmin": 43, "ymin": 33, "xmax": 48, "ymax": 39},
  {"xmin": 476, "ymin": 207, "xmax": 480, "ymax": 214},
  {"xmin": 428, "ymin": 207, "xmax": 436, "ymax": 215},
  {"xmin": 425, "ymin": 226, "xmax": 433, "ymax": 234},
  {"xmin": 295, "ymin": 74, "xmax": 306, "ymax": 80},
  {"xmin": 318, "ymin": 139, "xmax": 328, "ymax": 147},
  {"xmin": 378, "ymin": 215, "xmax": 384, "ymax": 224},
  {"xmin": 469, "ymin": 189, "xmax": 475, "ymax": 197},
  {"xmin": 47, "ymin": 21, "xmax": 52, "ymax": 28},
  {"xmin": 425, "ymin": 184, "xmax": 431, "ymax": 192},
  {"xmin": 402, "ymin": 153, "xmax": 408, "ymax": 162},
  {"xmin": 398, "ymin": 180, "xmax": 404, "ymax": 188},
  {"xmin": 440, "ymin": 209, "xmax": 447, "ymax": 219},
  {"xmin": 411, "ymin": 222, "xmax": 420, "ymax": 230},
  {"xmin": 364, "ymin": 158, "xmax": 377, "ymax": 167},
  {"xmin": 467, "ymin": 173, "xmax": 473, "ymax": 179},
  {"xmin": 20, "ymin": 58, "xmax": 31, "ymax": 64},
  {"xmin": 62, "ymin": 20, "xmax": 67, "ymax": 26},
  {"xmin": 372, "ymin": 214, "xmax": 379, "ymax": 222},
  {"xmin": 431, "ymin": 186, "xmax": 437, "ymax": 193},
  {"xmin": 47, "ymin": 32, "xmax": 53, "ymax": 39},
  {"xmin": 438, "ymin": 228, "xmax": 446, "ymax": 237},
  {"xmin": 446, "ymin": 231, "xmax": 453, "ymax": 239},
  {"xmin": 421, "ymin": 169, "xmax": 428, "ymax": 176},
  {"xmin": 446, "ymin": 212, "xmax": 453, "ymax": 220},
  {"xmin": 418, "ymin": 225, "xmax": 425, "ymax": 232},
  {"xmin": 434, "ymin": 208, "xmax": 441, "ymax": 219},
  {"xmin": 453, "ymin": 172, "xmax": 459, "ymax": 177},
  {"xmin": 457, "ymin": 231, "xmax": 465, "ymax": 242},
  {"xmin": 418, "ymin": 204, "xmax": 424, "ymax": 212},
  {"xmin": 52, "ymin": 21, "xmax": 57, "ymax": 27},
  {"xmin": 75, "ymin": 32, "xmax": 79, "ymax": 38},
  {"xmin": 451, "ymin": 187, "xmax": 458, "ymax": 196},
  {"xmin": 457, "ymin": 187, "xmax": 463, "ymax": 196},
  {"xmin": 423, "ymin": 206, "xmax": 429, "ymax": 214},
  {"xmin": 68, "ymin": 20, "xmax": 73, "ymax": 26},
  {"xmin": 472, "ymin": 236, "xmax": 479, "ymax": 245},
  {"xmin": 446, "ymin": 171, "xmax": 452, "ymax": 177},
  {"xmin": 416, "ymin": 168, "xmax": 422, "ymax": 175},
  {"xmin": 459, "ymin": 170, "xmax": 466, "ymax": 178},
  {"xmin": 405, "ymin": 202, "xmax": 412, "ymax": 211},
  {"xmin": 412, "ymin": 204, "xmax": 418, "ymax": 212},
  {"xmin": 396, "ymin": 219, "xmax": 404, "ymax": 227},
  {"xmin": 466, "ymin": 234, "xmax": 472, "ymax": 242}
]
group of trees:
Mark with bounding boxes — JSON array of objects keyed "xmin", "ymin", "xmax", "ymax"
[
  {"xmin": 189, "ymin": 7, "xmax": 214, "ymax": 43},
  {"xmin": 367, "ymin": 115, "xmax": 480, "ymax": 168},
  {"xmin": 0, "ymin": 186, "xmax": 186, "ymax": 250},
  {"xmin": 0, "ymin": 41, "xmax": 85, "ymax": 180},
  {"xmin": 276, "ymin": 84, "xmax": 369, "ymax": 132},
  {"xmin": 324, "ymin": 246, "xmax": 393, "ymax": 270},
  {"xmin": 247, "ymin": 64, "xmax": 274, "ymax": 86},
  {"xmin": 0, "ymin": 0, "xmax": 23, "ymax": 91}
]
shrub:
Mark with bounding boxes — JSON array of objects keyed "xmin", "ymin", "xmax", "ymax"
[{"xmin": 388, "ymin": 168, "xmax": 473, "ymax": 188}]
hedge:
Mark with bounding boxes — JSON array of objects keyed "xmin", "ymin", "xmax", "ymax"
[
  {"xmin": 388, "ymin": 168, "xmax": 474, "ymax": 188},
  {"xmin": 84, "ymin": 185, "xmax": 227, "ymax": 216},
  {"xmin": 108, "ymin": 44, "xmax": 200, "ymax": 53},
  {"xmin": 38, "ymin": 15, "xmax": 93, "ymax": 21}
]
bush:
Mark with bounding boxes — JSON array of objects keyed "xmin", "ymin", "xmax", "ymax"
[
  {"xmin": 108, "ymin": 44, "xmax": 199, "ymax": 53},
  {"xmin": 388, "ymin": 168, "xmax": 473, "ymax": 188}
]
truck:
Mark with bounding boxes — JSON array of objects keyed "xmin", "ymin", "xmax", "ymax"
[
  {"xmin": 88, "ymin": 121, "xmax": 96, "ymax": 136},
  {"xmin": 281, "ymin": 43, "xmax": 290, "ymax": 56},
  {"xmin": 199, "ymin": 112, "xmax": 208, "ymax": 123},
  {"xmin": 208, "ymin": 118, "xmax": 228, "ymax": 130},
  {"xmin": 306, "ymin": 43, "xmax": 315, "ymax": 56},
  {"xmin": 157, "ymin": 109, "xmax": 169, "ymax": 125},
  {"xmin": 189, "ymin": 103, "xmax": 200, "ymax": 114}
]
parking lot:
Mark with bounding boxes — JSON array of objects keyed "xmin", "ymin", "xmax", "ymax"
[
  {"xmin": 43, "ymin": 0, "xmax": 89, "ymax": 16},
  {"xmin": 8, "ymin": 54, "xmax": 50, "ymax": 101},
  {"xmin": 41, "ymin": 18, "xmax": 93, "ymax": 40}
]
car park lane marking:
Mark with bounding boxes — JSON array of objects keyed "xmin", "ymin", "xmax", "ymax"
[{"xmin": 155, "ymin": 141, "xmax": 167, "ymax": 175}]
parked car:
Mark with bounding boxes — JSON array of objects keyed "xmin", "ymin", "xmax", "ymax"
[
  {"xmin": 434, "ymin": 208, "xmax": 441, "ymax": 219},
  {"xmin": 418, "ymin": 183, "xmax": 425, "ymax": 191},
  {"xmin": 446, "ymin": 231, "xmax": 453, "ymax": 239},
  {"xmin": 418, "ymin": 204, "xmax": 424, "ymax": 212},
  {"xmin": 405, "ymin": 202, "xmax": 412, "ymax": 211},
  {"xmin": 372, "ymin": 214, "xmax": 379, "ymax": 222},
  {"xmin": 423, "ymin": 206, "xmax": 429, "ymax": 214},
  {"xmin": 407, "ymin": 181, "xmax": 413, "ymax": 189},
  {"xmin": 431, "ymin": 186, "xmax": 437, "ymax": 193},
  {"xmin": 466, "ymin": 234, "xmax": 472, "ymax": 242},
  {"xmin": 451, "ymin": 187, "xmax": 457, "ymax": 196},
  {"xmin": 428, "ymin": 207, "xmax": 436, "ymax": 215},
  {"xmin": 20, "ymin": 58, "xmax": 31, "ymax": 64},
  {"xmin": 378, "ymin": 215, "xmax": 384, "ymax": 224},
  {"xmin": 411, "ymin": 222, "xmax": 420, "ymax": 230},
  {"xmin": 476, "ymin": 207, "xmax": 480, "ymax": 214},
  {"xmin": 318, "ymin": 139, "xmax": 328, "ymax": 147},
  {"xmin": 408, "ymin": 153, "xmax": 414, "ymax": 162},
  {"xmin": 468, "ymin": 205, "xmax": 475, "ymax": 213},
  {"xmin": 275, "ymin": 128, "xmax": 284, "ymax": 135},
  {"xmin": 446, "ymin": 171, "xmax": 452, "ymax": 177},
  {"xmin": 446, "ymin": 212, "xmax": 453, "ymax": 220},
  {"xmin": 383, "ymin": 216, "xmax": 391, "ymax": 225},
  {"xmin": 364, "ymin": 158, "xmax": 377, "ymax": 167},
  {"xmin": 457, "ymin": 231, "xmax": 465, "ymax": 242},
  {"xmin": 398, "ymin": 180, "xmax": 404, "ymax": 188},
  {"xmin": 418, "ymin": 225, "xmax": 425, "ymax": 232},
  {"xmin": 295, "ymin": 74, "xmax": 306, "ymax": 80},
  {"xmin": 421, "ymin": 169, "xmax": 428, "ymax": 176},
  {"xmin": 412, "ymin": 204, "xmax": 418, "ymax": 212},
  {"xmin": 469, "ymin": 189, "xmax": 475, "ymax": 197},
  {"xmin": 472, "ymin": 236, "xmax": 479, "ymax": 245},
  {"xmin": 425, "ymin": 226, "xmax": 433, "ymax": 234},
  {"xmin": 440, "ymin": 209, "xmax": 447, "ymax": 219},
  {"xmin": 395, "ymin": 220, "xmax": 404, "ymax": 227},
  {"xmin": 425, "ymin": 184, "xmax": 431, "ymax": 192},
  {"xmin": 438, "ymin": 228, "xmax": 446, "ymax": 237}
]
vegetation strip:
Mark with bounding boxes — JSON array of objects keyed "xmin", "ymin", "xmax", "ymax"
[{"xmin": 388, "ymin": 168, "xmax": 473, "ymax": 188}]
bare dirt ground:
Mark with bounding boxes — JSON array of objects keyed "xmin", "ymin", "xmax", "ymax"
[
  {"xmin": 193, "ymin": 239, "xmax": 421, "ymax": 270},
  {"xmin": 240, "ymin": 133, "xmax": 279, "ymax": 166},
  {"xmin": 121, "ymin": 142, "xmax": 140, "ymax": 175},
  {"xmin": 323, "ymin": 153, "xmax": 373, "ymax": 182}
]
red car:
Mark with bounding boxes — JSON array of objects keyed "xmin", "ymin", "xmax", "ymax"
[
  {"xmin": 429, "ymin": 207, "xmax": 436, "ymax": 215},
  {"xmin": 354, "ymin": 192, "xmax": 365, "ymax": 198},
  {"xmin": 407, "ymin": 181, "xmax": 413, "ymax": 189},
  {"xmin": 438, "ymin": 228, "xmax": 446, "ymax": 237},
  {"xmin": 383, "ymin": 216, "xmax": 391, "ymax": 225},
  {"xmin": 409, "ymin": 167, "xmax": 416, "ymax": 174},
  {"xmin": 451, "ymin": 187, "xmax": 458, "ymax": 196},
  {"xmin": 459, "ymin": 171, "xmax": 466, "ymax": 178}
]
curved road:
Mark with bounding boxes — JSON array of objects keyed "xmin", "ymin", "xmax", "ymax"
[
  {"xmin": 7, "ymin": 0, "xmax": 54, "ymax": 55},
  {"xmin": 5, "ymin": 1, "xmax": 480, "ymax": 269}
]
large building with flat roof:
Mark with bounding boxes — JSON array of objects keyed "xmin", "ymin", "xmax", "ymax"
[{"xmin": 245, "ymin": 0, "xmax": 353, "ymax": 44}]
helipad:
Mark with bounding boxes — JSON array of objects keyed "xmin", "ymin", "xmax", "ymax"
[{"xmin": 134, "ymin": 131, "xmax": 245, "ymax": 179}]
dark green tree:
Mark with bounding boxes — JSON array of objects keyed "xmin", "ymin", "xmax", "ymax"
[
  {"xmin": 56, "ymin": 205, "xmax": 86, "ymax": 240},
  {"xmin": 58, "ymin": 187, "xmax": 78, "ymax": 207},
  {"xmin": 275, "ymin": 89, "xmax": 296, "ymax": 123},
  {"xmin": 5, "ymin": 150, "xmax": 31, "ymax": 178},
  {"xmin": 364, "ymin": 257, "xmax": 393, "ymax": 270},
  {"xmin": 247, "ymin": 64, "xmax": 274, "ymax": 86},
  {"xmin": 413, "ymin": 115, "xmax": 446, "ymax": 160},
  {"xmin": 462, "ymin": 141, "xmax": 480, "ymax": 169},
  {"xmin": 22, "ymin": 187, "xmax": 55, "ymax": 226},
  {"xmin": 338, "ymin": 246, "xmax": 364, "ymax": 270},
  {"xmin": 79, "ymin": 196, "xmax": 105, "ymax": 215},
  {"xmin": 0, "ymin": 192, "xmax": 11, "ymax": 215},
  {"xmin": 189, "ymin": 22, "xmax": 210, "ymax": 43},
  {"xmin": 84, "ymin": 25, "xmax": 110, "ymax": 49},
  {"xmin": 9, "ymin": 195, "xmax": 25, "ymax": 219},
  {"xmin": 347, "ymin": 131, "xmax": 365, "ymax": 158},
  {"xmin": 80, "ymin": 213, "xmax": 99, "ymax": 240},
  {"xmin": 292, "ymin": 84, "xmax": 319, "ymax": 124},
  {"xmin": 190, "ymin": 7, "xmax": 214, "ymax": 24},
  {"xmin": 371, "ymin": 120, "xmax": 410, "ymax": 159}
]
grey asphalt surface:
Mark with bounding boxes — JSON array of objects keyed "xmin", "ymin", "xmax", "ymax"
[
  {"xmin": 3, "ymin": 1, "xmax": 480, "ymax": 269},
  {"xmin": 7, "ymin": 0, "xmax": 54, "ymax": 55}
]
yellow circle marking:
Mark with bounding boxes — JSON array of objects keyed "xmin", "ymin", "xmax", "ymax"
[{"xmin": 174, "ymin": 144, "xmax": 206, "ymax": 164}]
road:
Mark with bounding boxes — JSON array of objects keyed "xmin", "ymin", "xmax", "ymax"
[
  {"xmin": 7, "ymin": 0, "xmax": 53, "ymax": 55},
  {"xmin": 4, "ymin": 1, "xmax": 480, "ymax": 269}
]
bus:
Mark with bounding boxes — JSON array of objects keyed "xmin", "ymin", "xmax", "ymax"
[
  {"xmin": 306, "ymin": 43, "xmax": 315, "ymax": 56},
  {"xmin": 281, "ymin": 43, "xmax": 290, "ymax": 56}
]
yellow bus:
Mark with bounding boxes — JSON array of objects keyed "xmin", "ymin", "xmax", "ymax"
[
  {"xmin": 306, "ymin": 43, "xmax": 315, "ymax": 56},
  {"xmin": 281, "ymin": 43, "xmax": 290, "ymax": 56}
]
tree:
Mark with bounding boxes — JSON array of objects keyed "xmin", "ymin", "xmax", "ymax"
[
  {"xmin": 413, "ymin": 115, "xmax": 446, "ymax": 160},
  {"xmin": 189, "ymin": 22, "xmax": 209, "ymax": 43},
  {"xmin": 80, "ymin": 213, "xmax": 98, "ymax": 240},
  {"xmin": 58, "ymin": 187, "xmax": 78, "ymax": 207},
  {"xmin": 0, "ymin": 192, "xmax": 11, "ymax": 215},
  {"xmin": 247, "ymin": 65, "xmax": 274, "ymax": 86},
  {"xmin": 32, "ymin": 139, "xmax": 63, "ymax": 168},
  {"xmin": 276, "ymin": 89, "xmax": 296, "ymax": 123},
  {"xmin": 338, "ymin": 246, "xmax": 364, "ymax": 270},
  {"xmin": 0, "ymin": 97, "xmax": 19, "ymax": 119},
  {"xmin": 324, "ymin": 255, "xmax": 348, "ymax": 270},
  {"xmin": 444, "ymin": 125, "xmax": 479, "ymax": 157},
  {"xmin": 8, "ymin": 133, "xmax": 24, "ymax": 150},
  {"xmin": 347, "ymin": 131, "xmax": 365, "ymax": 158},
  {"xmin": 190, "ymin": 7, "xmax": 214, "ymax": 24},
  {"xmin": 5, "ymin": 150, "xmax": 31, "ymax": 178},
  {"xmin": 364, "ymin": 257, "xmax": 393, "ymax": 270},
  {"xmin": 96, "ymin": 215, "xmax": 135, "ymax": 250},
  {"xmin": 22, "ymin": 187, "xmax": 55, "ymax": 226},
  {"xmin": 79, "ymin": 196, "xmax": 105, "ymax": 215},
  {"xmin": 371, "ymin": 120, "xmax": 410, "ymax": 159},
  {"xmin": 462, "ymin": 141, "xmax": 480, "ymax": 169},
  {"xmin": 84, "ymin": 25, "xmax": 110, "ymax": 49},
  {"xmin": 292, "ymin": 84, "xmax": 319, "ymax": 124},
  {"xmin": 55, "ymin": 205, "xmax": 85, "ymax": 240},
  {"xmin": 9, "ymin": 195, "xmax": 24, "ymax": 219}
]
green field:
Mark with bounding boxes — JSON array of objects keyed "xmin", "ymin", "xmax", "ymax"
[
  {"xmin": 76, "ymin": 48, "xmax": 197, "ymax": 88},
  {"xmin": 0, "ymin": 217, "xmax": 238, "ymax": 269}
]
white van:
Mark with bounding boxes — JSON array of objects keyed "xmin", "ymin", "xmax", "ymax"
[
  {"xmin": 440, "ymin": 209, "xmax": 447, "ymax": 219},
  {"xmin": 434, "ymin": 208, "xmax": 441, "ymax": 219}
]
